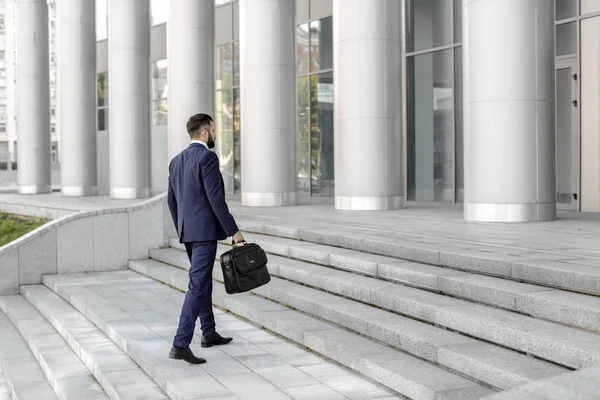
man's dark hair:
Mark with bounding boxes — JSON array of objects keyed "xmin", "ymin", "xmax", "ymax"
[{"xmin": 187, "ymin": 114, "xmax": 213, "ymax": 138}]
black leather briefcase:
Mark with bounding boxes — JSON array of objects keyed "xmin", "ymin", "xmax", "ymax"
[{"xmin": 219, "ymin": 241, "xmax": 270, "ymax": 294}]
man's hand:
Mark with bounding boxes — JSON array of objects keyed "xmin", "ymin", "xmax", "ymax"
[{"xmin": 232, "ymin": 231, "xmax": 245, "ymax": 244}]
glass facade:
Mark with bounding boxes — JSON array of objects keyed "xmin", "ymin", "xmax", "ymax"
[
  {"xmin": 97, "ymin": 73, "xmax": 108, "ymax": 131},
  {"xmin": 215, "ymin": 42, "xmax": 240, "ymax": 194},
  {"xmin": 151, "ymin": 60, "xmax": 168, "ymax": 126},
  {"xmin": 296, "ymin": 17, "xmax": 334, "ymax": 197},
  {"xmin": 405, "ymin": 0, "xmax": 461, "ymax": 203}
]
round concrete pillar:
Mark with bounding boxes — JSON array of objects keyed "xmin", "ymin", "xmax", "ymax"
[
  {"xmin": 463, "ymin": 0, "xmax": 556, "ymax": 222},
  {"xmin": 5, "ymin": 0, "xmax": 17, "ymax": 170},
  {"xmin": 333, "ymin": 0, "xmax": 404, "ymax": 210},
  {"xmin": 57, "ymin": 0, "xmax": 97, "ymax": 196},
  {"xmin": 108, "ymin": 0, "xmax": 151, "ymax": 199},
  {"xmin": 167, "ymin": 0, "xmax": 214, "ymax": 159},
  {"xmin": 16, "ymin": 0, "xmax": 52, "ymax": 194},
  {"xmin": 239, "ymin": 0, "xmax": 297, "ymax": 207}
]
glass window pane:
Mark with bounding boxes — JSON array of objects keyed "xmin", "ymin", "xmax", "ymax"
[
  {"xmin": 297, "ymin": 76, "xmax": 310, "ymax": 191},
  {"xmin": 454, "ymin": 0, "xmax": 462, "ymax": 42},
  {"xmin": 581, "ymin": 0, "xmax": 600, "ymax": 15},
  {"xmin": 297, "ymin": 24, "xmax": 310, "ymax": 74},
  {"xmin": 216, "ymin": 90, "xmax": 234, "ymax": 194},
  {"xmin": 556, "ymin": 67, "xmax": 573, "ymax": 204},
  {"xmin": 233, "ymin": 88, "xmax": 241, "ymax": 192},
  {"xmin": 454, "ymin": 46, "xmax": 463, "ymax": 202},
  {"xmin": 98, "ymin": 108, "xmax": 107, "ymax": 131},
  {"xmin": 310, "ymin": 72, "xmax": 334, "ymax": 196},
  {"xmin": 310, "ymin": 17, "xmax": 333, "ymax": 72},
  {"xmin": 556, "ymin": 0, "xmax": 577, "ymax": 20},
  {"xmin": 407, "ymin": 49, "xmax": 454, "ymax": 202},
  {"xmin": 556, "ymin": 22, "xmax": 577, "ymax": 56},
  {"xmin": 407, "ymin": 0, "xmax": 453, "ymax": 52},
  {"xmin": 216, "ymin": 44, "xmax": 233, "ymax": 89},
  {"xmin": 151, "ymin": 0, "xmax": 167, "ymax": 26},
  {"xmin": 96, "ymin": 0, "xmax": 108, "ymax": 40},
  {"xmin": 152, "ymin": 60, "xmax": 168, "ymax": 103},
  {"xmin": 97, "ymin": 73, "xmax": 108, "ymax": 107},
  {"xmin": 152, "ymin": 100, "xmax": 167, "ymax": 126},
  {"xmin": 233, "ymin": 42, "xmax": 240, "ymax": 86}
]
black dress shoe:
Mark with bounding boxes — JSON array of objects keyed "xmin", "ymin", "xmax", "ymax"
[
  {"xmin": 169, "ymin": 346, "xmax": 206, "ymax": 364},
  {"xmin": 201, "ymin": 332, "xmax": 233, "ymax": 348}
]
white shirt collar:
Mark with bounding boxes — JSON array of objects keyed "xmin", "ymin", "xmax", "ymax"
[{"xmin": 190, "ymin": 140, "xmax": 208, "ymax": 148}]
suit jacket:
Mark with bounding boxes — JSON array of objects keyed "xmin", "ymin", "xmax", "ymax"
[{"xmin": 167, "ymin": 143, "xmax": 239, "ymax": 243}]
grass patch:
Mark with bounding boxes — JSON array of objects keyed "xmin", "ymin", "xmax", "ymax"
[{"xmin": 0, "ymin": 213, "xmax": 50, "ymax": 247}]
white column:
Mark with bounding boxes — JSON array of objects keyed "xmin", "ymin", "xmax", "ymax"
[
  {"xmin": 333, "ymin": 0, "xmax": 404, "ymax": 210},
  {"xmin": 57, "ymin": 0, "xmax": 97, "ymax": 196},
  {"xmin": 108, "ymin": 0, "xmax": 151, "ymax": 199},
  {"xmin": 167, "ymin": 0, "xmax": 214, "ymax": 159},
  {"xmin": 239, "ymin": 0, "xmax": 297, "ymax": 207},
  {"xmin": 463, "ymin": 0, "xmax": 556, "ymax": 222},
  {"xmin": 5, "ymin": 0, "xmax": 16, "ymax": 171},
  {"xmin": 16, "ymin": 0, "xmax": 52, "ymax": 194}
]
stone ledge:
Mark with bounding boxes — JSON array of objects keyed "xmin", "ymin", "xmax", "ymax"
[{"xmin": 0, "ymin": 193, "xmax": 174, "ymax": 295}]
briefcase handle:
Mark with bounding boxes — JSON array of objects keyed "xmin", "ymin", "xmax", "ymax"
[{"xmin": 232, "ymin": 240, "xmax": 247, "ymax": 247}]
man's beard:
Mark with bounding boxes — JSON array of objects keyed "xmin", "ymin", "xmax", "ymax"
[{"xmin": 207, "ymin": 136, "xmax": 215, "ymax": 149}]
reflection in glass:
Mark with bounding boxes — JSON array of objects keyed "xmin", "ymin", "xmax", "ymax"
[
  {"xmin": 297, "ymin": 24, "xmax": 310, "ymax": 74},
  {"xmin": 233, "ymin": 42, "xmax": 240, "ymax": 86},
  {"xmin": 556, "ymin": 22, "xmax": 577, "ymax": 56},
  {"xmin": 297, "ymin": 76, "xmax": 310, "ymax": 191},
  {"xmin": 152, "ymin": 60, "xmax": 168, "ymax": 126},
  {"xmin": 556, "ymin": 67, "xmax": 573, "ymax": 204},
  {"xmin": 556, "ymin": 0, "xmax": 577, "ymax": 20},
  {"xmin": 310, "ymin": 72, "xmax": 334, "ymax": 196},
  {"xmin": 98, "ymin": 109, "xmax": 107, "ymax": 131},
  {"xmin": 406, "ymin": 0, "xmax": 453, "ymax": 52},
  {"xmin": 454, "ymin": 47, "xmax": 463, "ymax": 202},
  {"xmin": 310, "ymin": 17, "xmax": 333, "ymax": 72},
  {"xmin": 97, "ymin": 73, "xmax": 108, "ymax": 107},
  {"xmin": 216, "ymin": 89, "xmax": 234, "ymax": 194},
  {"xmin": 233, "ymin": 88, "xmax": 241, "ymax": 191},
  {"xmin": 216, "ymin": 44, "xmax": 233, "ymax": 89},
  {"xmin": 407, "ymin": 49, "xmax": 454, "ymax": 202}
]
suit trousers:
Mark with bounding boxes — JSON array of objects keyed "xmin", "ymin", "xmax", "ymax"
[{"xmin": 173, "ymin": 241, "xmax": 217, "ymax": 348}]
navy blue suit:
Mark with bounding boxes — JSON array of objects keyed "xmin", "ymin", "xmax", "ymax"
[{"xmin": 168, "ymin": 142, "xmax": 239, "ymax": 348}]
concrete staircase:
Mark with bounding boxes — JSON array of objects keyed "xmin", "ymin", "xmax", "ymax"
[
  {"xmin": 134, "ymin": 226, "xmax": 600, "ymax": 400},
  {"xmin": 1, "ymin": 212, "xmax": 599, "ymax": 399}
]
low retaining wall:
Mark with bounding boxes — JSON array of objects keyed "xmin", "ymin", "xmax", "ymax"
[{"xmin": 0, "ymin": 192, "xmax": 177, "ymax": 295}]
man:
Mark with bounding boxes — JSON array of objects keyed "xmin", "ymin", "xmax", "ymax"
[{"xmin": 167, "ymin": 113, "xmax": 245, "ymax": 364}]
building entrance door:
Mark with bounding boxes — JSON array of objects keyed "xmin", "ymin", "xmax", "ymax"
[{"xmin": 555, "ymin": 58, "xmax": 580, "ymax": 211}]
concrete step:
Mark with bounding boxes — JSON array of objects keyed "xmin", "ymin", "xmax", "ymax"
[
  {"xmin": 132, "ymin": 258, "xmax": 568, "ymax": 391},
  {"xmin": 0, "ymin": 309, "xmax": 58, "ymax": 400},
  {"xmin": 129, "ymin": 260, "xmax": 496, "ymax": 400},
  {"xmin": 43, "ymin": 271, "xmax": 403, "ymax": 400},
  {"xmin": 232, "ymin": 219, "xmax": 600, "ymax": 296},
  {"xmin": 0, "ymin": 295, "xmax": 108, "ymax": 400},
  {"xmin": 192, "ymin": 233, "xmax": 600, "ymax": 333},
  {"xmin": 19, "ymin": 285, "xmax": 169, "ymax": 400},
  {"xmin": 479, "ymin": 363, "xmax": 600, "ymax": 400},
  {"xmin": 153, "ymin": 246, "xmax": 600, "ymax": 370}
]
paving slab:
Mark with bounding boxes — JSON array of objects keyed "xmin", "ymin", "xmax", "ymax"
[
  {"xmin": 128, "ymin": 261, "xmax": 496, "ymax": 399},
  {"xmin": 19, "ymin": 285, "xmax": 168, "ymax": 400},
  {"xmin": 0, "ymin": 308, "xmax": 58, "ymax": 400},
  {"xmin": 0, "ymin": 295, "xmax": 107, "ymax": 400},
  {"xmin": 44, "ymin": 272, "xmax": 398, "ymax": 400}
]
